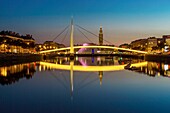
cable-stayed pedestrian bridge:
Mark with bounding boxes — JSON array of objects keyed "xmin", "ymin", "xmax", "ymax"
[
  {"xmin": 39, "ymin": 45, "xmax": 147, "ymax": 54},
  {"xmin": 39, "ymin": 19, "xmax": 148, "ymax": 55}
]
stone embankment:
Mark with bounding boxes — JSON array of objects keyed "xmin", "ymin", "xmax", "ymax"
[
  {"xmin": 0, "ymin": 53, "xmax": 42, "ymax": 66},
  {"xmin": 145, "ymin": 54, "xmax": 170, "ymax": 62}
]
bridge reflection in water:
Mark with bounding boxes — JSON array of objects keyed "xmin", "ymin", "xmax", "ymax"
[
  {"xmin": 1, "ymin": 57, "xmax": 170, "ymax": 86},
  {"xmin": 39, "ymin": 60, "xmax": 148, "ymax": 97},
  {"xmin": 2, "ymin": 59, "xmax": 170, "ymax": 112},
  {"xmin": 39, "ymin": 61, "xmax": 148, "ymax": 72}
]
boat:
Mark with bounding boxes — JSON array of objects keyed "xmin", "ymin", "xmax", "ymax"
[
  {"xmin": 124, "ymin": 63, "xmax": 131, "ymax": 69},
  {"xmin": 124, "ymin": 63, "xmax": 138, "ymax": 70}
]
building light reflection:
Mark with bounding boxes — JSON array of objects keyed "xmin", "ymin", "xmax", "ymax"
[
  {"xmin": 0, "ymin": 67, "xmax": 7, "ymax": 77},
  {"xmin": 164, "ymin": 64, "xmax": 169, "ymax": 71},
  {"xmin": 0, "ymin": 62, "xmax": 36, "ymax": 85},
  {"xmin": 0, "ymin": 63, "xmax": 36, "ymax": 77},
  {"xmin": 39, "ymin": 65, "xmax": 42, "ymax": 72}
]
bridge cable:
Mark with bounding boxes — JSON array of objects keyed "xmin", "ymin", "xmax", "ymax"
[
  {"xmin": 52, "ymin": 25, "xmax": 69, "ymax": 42},
  {"xmin": 76, "ymin": 72, "xmax": 97, "ymax": 90},
  {"xmin": 76, "ymin": 77, "xmax": 99, "ymax": 93},
  {"xmin": 103, "ymin": 39, "xmax": 113, "ymax": 45},
  {"xmin": 76, "ymin": 24, "xmax": 114, "ymax": 45},
  {"xmin": 49, "ymin": 71, "xmax": 68, "ymax": 90},
  {"xmin": 62, "ymin": 73, "xmax": 70, "ymax": 85},
  {"xmin": 61, "ymin": 28, "xmax": 69, "ymax": 44},
  {"xmin": 76, "ymin": 24, "xmax": 98, "ymax": 37},
  {"xmin": 76, "ymin": 28, "xmax": 93, "ymax": 43}
]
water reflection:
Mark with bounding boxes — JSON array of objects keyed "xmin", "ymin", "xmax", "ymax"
[
  {"xmin": 38, "ymin": 57, "xmax": 170, "ymax": 79},
  {"xmin": 44, "ymin": 56, "xmax": 144, "ymax": 66},
  {"xmin": 126, "ymin": 62, "xmax": 170, "ymax": 77},
  {"xmin": 1, "ymin": 57, "xmax": 170, "ymax": 86},
  {"xmin": 1, "ymin": 57, "xmax": 170, "ymax": 113},
  {"xmin": 0, "ymin": 63, "xmax": 36, "ymax": 85}
]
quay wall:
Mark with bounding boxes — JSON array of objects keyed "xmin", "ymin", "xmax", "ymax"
[
  {"xmin": 0, "ymin": 53, "xmax": 43, "ymax": 66},
  {"xmin": 145, "ymin": 54, "xmax": 170, "ymax": 63}
]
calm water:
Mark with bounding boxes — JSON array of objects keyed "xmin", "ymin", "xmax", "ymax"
[{"xmin": 1, "ymin": 57, "xmax": 170, "ymax": 113}]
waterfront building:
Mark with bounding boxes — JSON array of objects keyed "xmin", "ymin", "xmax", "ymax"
[
  {"xmin": 163, "ymin": 35, "xmax": 170, "ymax": 46},
  {"xmin": 130, "ymin": 39, "xmax": 147, "ymax": 51},
  {"xmin": 157, "ymin": 38, "xmax": 164, "ymax": 47},
  {"xmin": 147, "ymin": 37, "xmax": 158, "ymax": 52},
  {"xmin": 43, "ymin": 41, "xmax": 58, "ymax": 50},
  {"xmin": 21, "ymin": 34, "xmax": 35, "ymax": 46},
  {"xmin": 130, "ymin": 37, "xmax": 163, "ymax": 52},
  {"xmin": 58, "ymin": 43, "xmax": 65, "ymax": 48},
  {"xmin": 0, "ymin": 30, "xmax": 35, "ymax": 53},
  {"xmin": 35, "ymin": 41, "xmax": 66, "ymax": 52},
  {"xmin": 35, "ymin": 44, "xmax": 44, "ymax": 51},
  {"xmin": 119, "ymin": 43, "xmax": 130, "ymax": 48}
]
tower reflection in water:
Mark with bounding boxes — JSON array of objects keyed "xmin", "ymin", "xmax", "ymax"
[{"xmin": 1, "ymin": 57, "xmax": 170, "ymax": 87}]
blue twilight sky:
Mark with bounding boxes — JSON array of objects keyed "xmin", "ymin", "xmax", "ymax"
[{"xmin": 1, "ymin": 0, "xmax": 170, "ymax": 45}]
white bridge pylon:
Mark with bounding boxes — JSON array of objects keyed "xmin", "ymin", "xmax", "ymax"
[{"xmin": 40, "ymin": 45, "xmax": 148, "ymax": 54}]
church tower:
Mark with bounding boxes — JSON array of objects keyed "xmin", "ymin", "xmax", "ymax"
[{"xmin": 99, "ymin": 27, "xmax": 103, "ymax": 46}]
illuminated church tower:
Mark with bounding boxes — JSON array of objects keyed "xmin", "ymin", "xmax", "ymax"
[{"xmin": 99, "ymin": 27, "xmax": 103, "ymax": 45}]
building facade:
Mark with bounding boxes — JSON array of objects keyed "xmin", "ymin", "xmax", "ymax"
[
  {"xmin": 163, "ymin": 35, "xmax": 170, "ymax": 46},
  {"xmin": 130, "ymin": 39, "xmax": 147, "ymax": 51},
  {"xmin": 147, "ymin": 37, "xmax": 158, "ymax": 52},
  {"xmin": 0, "ymin": 31, "xmax": 35, "ymax": 53},
  {"xmin": 119, "ymin": 43, "xmax": 129, "ymax": 48},
  {"xmin": 35, "ymin": 41, "xmax": 66, "ymax": 52}
]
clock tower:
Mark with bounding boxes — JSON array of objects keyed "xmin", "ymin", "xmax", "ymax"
[{"xmin": 99, "ymin": 27, "xmax": 103, "ymax": 45}]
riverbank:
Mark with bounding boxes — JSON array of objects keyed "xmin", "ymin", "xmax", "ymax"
[
  {"xmin": 145, "ymin": 54, "xmax": 170, "ymax": 63},
  {"xmin": 1, "ymin": 53, "xmax": 170, "ymax": 66},
  {"xmin": 0, "ymin": 53, "xmax": 42, "ymax": 66}
]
